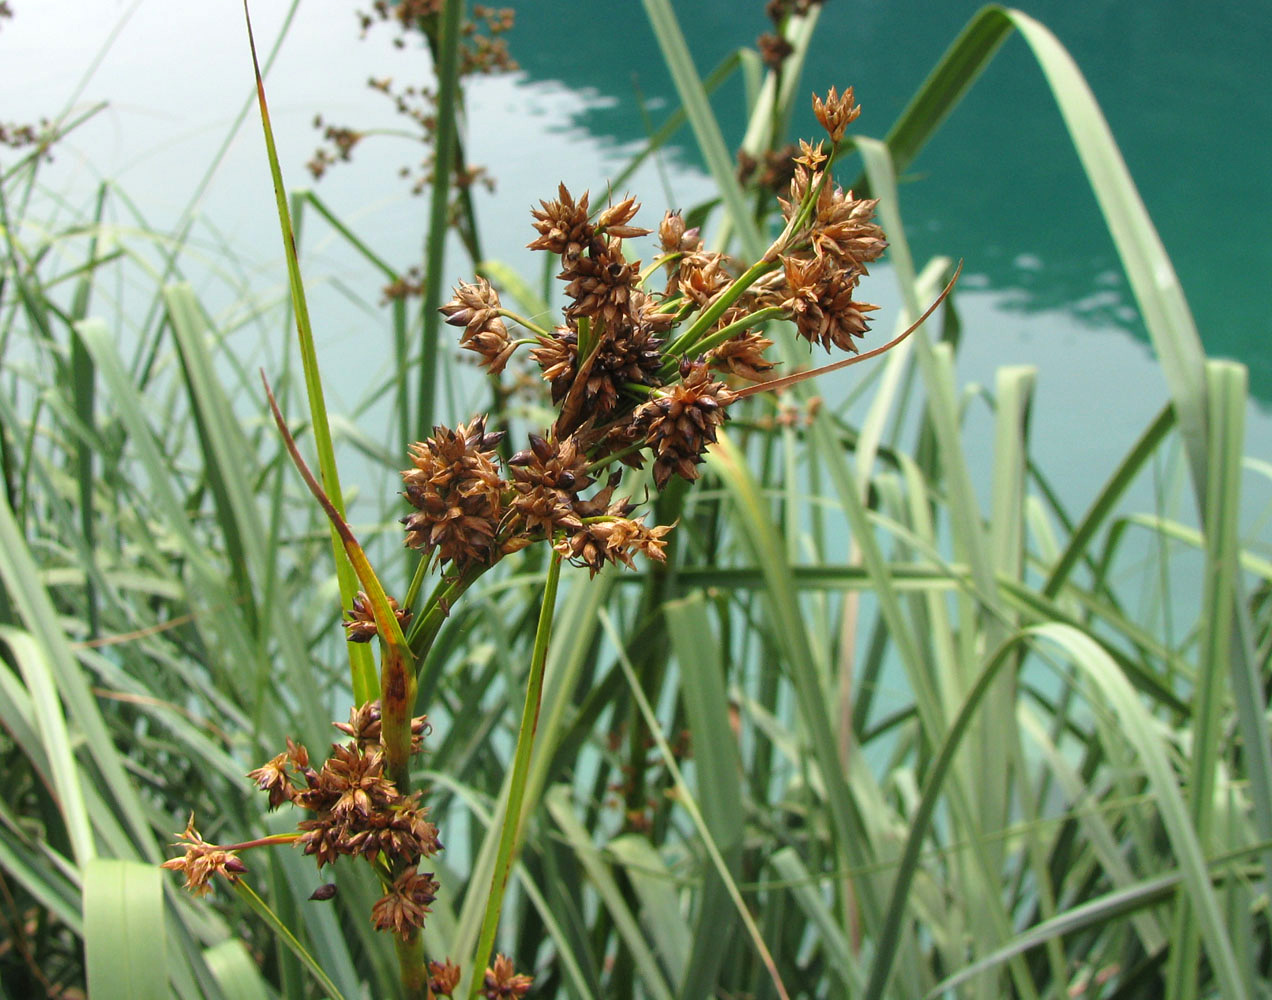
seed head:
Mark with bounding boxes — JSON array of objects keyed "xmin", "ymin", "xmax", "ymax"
[
  {"xmin": 401, "ymin": 418, "xmax": 507, "ymax": 569},
  {"xmin": 811, "ymin": 85, "xmax": 860, "ymax": 143},
  {"xmin": 779, "ymin": 254, "xmax": 878, "ymax": 353},
  {"xmin": 528, "ymin": 183, "xmax": 593, "ymax": 260},
  {"xmin": 633, "ymin": 362, "xmax": 737, "ymax": 489},
  {"xmin": 562, "ymin": 238, "xmax": 639, "ymax": 327},
  {"xmin": 595, "ymin": 195, "xmax": 651, "ymax": 240},
  {"xmin": 507, "ymin": 434, "xmax": 593, "ymax": 536},
  {"xmin": 343, "ymin": 591, "xmax": 412, "ymax": 643},
  {"xmin": 658, "ymin": 210, "xmax": 700, "ymax": 254},
  {"xmin": 160, "ymin": 815, "xmax": 246, "ymax": 896},
  {"xmin": 429, "ymin": 959, "xmax": 463, "ymax": 997},
  {"xmin": 370, "ymin": 868, "xmax": 440, "ymax": 940},
  {"xmin": 481, "ymin": 954, "xmax": 533, "ymax": 998},
  {"xmin": 440, "ymin": 278, "xmax": 516, "ymax": 374}
]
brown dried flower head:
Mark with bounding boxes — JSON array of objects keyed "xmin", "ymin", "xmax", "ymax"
[
  {"xmin": 440, "ymin": 278, "xmax": 516, "ymax": 374},
  {"xmin": 793, "ymin": 138, "xmax": 827, "ymax": 172},
  {"xmin": 811, "ymin": 85, "xmax": 860, "ymax": 143},
  {"xmin": 595, "ymin": 195, "xmax": 652, "ymax": 240},
  {"xmin": 528, "ymin": 183, "xmax": 593, "ymax": 260},
  {"xmin": 343, "ymin": 591, "xmax": 412, "ymax": 643},
  {"xmin": 757, "ymin": 31, "xmax": 794, "ymax": 69},
  {"xmin": 808, "ymin": 185, "xmax": 887, "ymax": 268},
  {"xmin": 531, "ymin": 314, "xmax": 665, "ymax": 418},
  {"xmin": 707, "ymin": 327, "xmax": 776, "ymax": 383},
  {"xmin": 561, "ymin": 237, "xmax": 640, "ymax": 326},
  {"xmin": 550, "ymin": 476, "xmax": 670, "ymax": 575},
  {"xmin": 401, "ymin": 417, "xmax": 507, "ymax": 568},
  {"xmin": 429, "ymin": 959, "xmax": 463, "ymax": 997},
  {"xmin": 658, "ymin": 210, "xmax": 701, "ymax": 255},
  {"xmin": 292, "ymin": 738, "xmax": 442, "ymax": 868},
  {"xmin": 370, "ymin": 868, "xmax": 440, "ymax": 939},
  {"xmin": 482, "ymin": 953, "xmax": 534, "ymax": 998},
  {"xmin": 332, "ymin": 700, "xmax": 430, "ymax": 754},
  {"xmin": 506, "ymin": 434, "xmax": 593, "ymax": 537},
  {"xmin": 160, "ymin": 815, "xmax": 247, "ymax": 896},
  {"xmin": 633, "ymin": 362, "xmax": 738, "ymax": 489},
  {"xmin": 779, "ymin": 254, "xmax": 879, "ymax": 353}
]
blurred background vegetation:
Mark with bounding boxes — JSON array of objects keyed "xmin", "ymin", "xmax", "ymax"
[{"xmin": 0, "ymin": 1, "xmax": 1268, "ymax": 998}]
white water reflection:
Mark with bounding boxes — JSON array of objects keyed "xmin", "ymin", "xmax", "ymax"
[{"xmin": 3, "ymin": 1, "xmax": 1269, "ymax": 541}]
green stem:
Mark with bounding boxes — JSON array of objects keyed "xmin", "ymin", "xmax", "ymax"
[
  {"xmin": 469, "ymin": 551, "xmax": 564, "ymax": 996},
  {"xmin": 407, "ymin": 563, "xmax": 486, "ymax": 663},
  {"xmin": 417, "ymin": 0, "xmax": 464, "ymax": 436},
  {"xmin": 394, "ymin": 935, "xmax": 429, "ymax": 1000},
  {"xmin": 690, "ymin": 305, "xmax": 786, "ymax": 358},
  {"xmin": 234, "ymin": 881, "xmax": 349, "ymax": 1000},
  {"xmin": 661, "ymin": 256, "xmax": 781, "ymax": 362},
  {"xmin": 498, "ymin": 308, "xmax": 551, "ymax": 338}
]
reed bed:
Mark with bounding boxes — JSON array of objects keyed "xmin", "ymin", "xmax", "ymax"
[{"xmin": 0, "ymin": 3, "xmax": 1267, "ymax": 998}]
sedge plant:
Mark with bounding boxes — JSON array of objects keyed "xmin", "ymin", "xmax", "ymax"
[{"xmin": 159, "ymin": 64, "xmax": 955, "ymax": 998}]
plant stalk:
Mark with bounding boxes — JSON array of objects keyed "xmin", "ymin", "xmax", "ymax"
[{"xmin": 468, "ymin": 551, "xmax": 563, "ymax": 995}]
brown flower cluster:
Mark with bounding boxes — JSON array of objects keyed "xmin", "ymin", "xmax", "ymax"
[
  {"xmin": 243, "ymin": 703, "xmax": 442, "ymax": 939},
  {"xmin": 160, "ymin": 815, "xmax": 247, "ymax": 896},
  {"xmin": 344, "ymin": 591, "xmax": 413, "ymax": 642},
  {"xmin": 412, "ymin": 89, "xmax": 888, "ymax": 578},
  {"xmin": 756, "ymin": 0, "xmax": 826, "ymax": 71},
  {"xmin": 422, "ymin": 953, "xmax": 533, "ymax": 999}
]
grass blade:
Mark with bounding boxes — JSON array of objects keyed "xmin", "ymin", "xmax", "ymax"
[{"xmin": 84, "ymin": 858, "xmax": 168, "ymax": 1000}]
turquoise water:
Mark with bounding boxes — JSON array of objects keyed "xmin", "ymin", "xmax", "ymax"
[
  {"xmin": 504, "ymin": 1, "xmax": 1270, "ymax": 397},
  {"xmin": 3, "ymin": 1, "xmax": 1268, "ymax": 524}
]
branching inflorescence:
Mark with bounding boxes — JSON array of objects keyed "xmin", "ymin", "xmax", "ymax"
[
  {"xmin": 162, "ymin": 86, "xmax": 931, "ymax": 999},
  {"xmin": 408, "ymin": 86, "xmax": 886, "ymax": 580}
]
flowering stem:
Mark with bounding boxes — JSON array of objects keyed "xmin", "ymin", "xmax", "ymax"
[
  {"xmin": 407, "ymin": 563, "xmax": 486, "ymax": 664},
  {"xmin": 221, "ymin": 833, "xmax": 300, "ymax": 852},
  {"xmin": 234, "ymin": 881, "xmax": 349, "ymax": 1000},
  {"xmin": 662, "ymin": 256, "xmax": 781, "ymax": 362},
  {"xmin": 394, "ymin": 935, "xmax": 429, "ymax": 1000},
  {"xmin": 497, "ymin": 308, "xmax": 550, "ymax": 338},
  {"xmin": 690, "ymin": 305, "xmax": 787, "ymax": 357},
  {"xmin": 469, "ymin": 550, "xmax": 563, "ymax": 997}
]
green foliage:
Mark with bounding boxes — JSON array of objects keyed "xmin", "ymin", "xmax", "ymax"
[{"xmin": 0, "ymin": 3, "xmax": 1268, "ymax": 999}]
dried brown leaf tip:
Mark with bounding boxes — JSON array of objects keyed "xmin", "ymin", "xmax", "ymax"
[
  {"xmin": 160, "ymin": 815, "xmax": 246, "ymax": 896},
  {"xmin": 481, "ymin": 953, "xmax": 533, "ymax": 998},
  {"xmin": 812, "ymin": 85, "xmax": 860, "ymax": 143}
]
